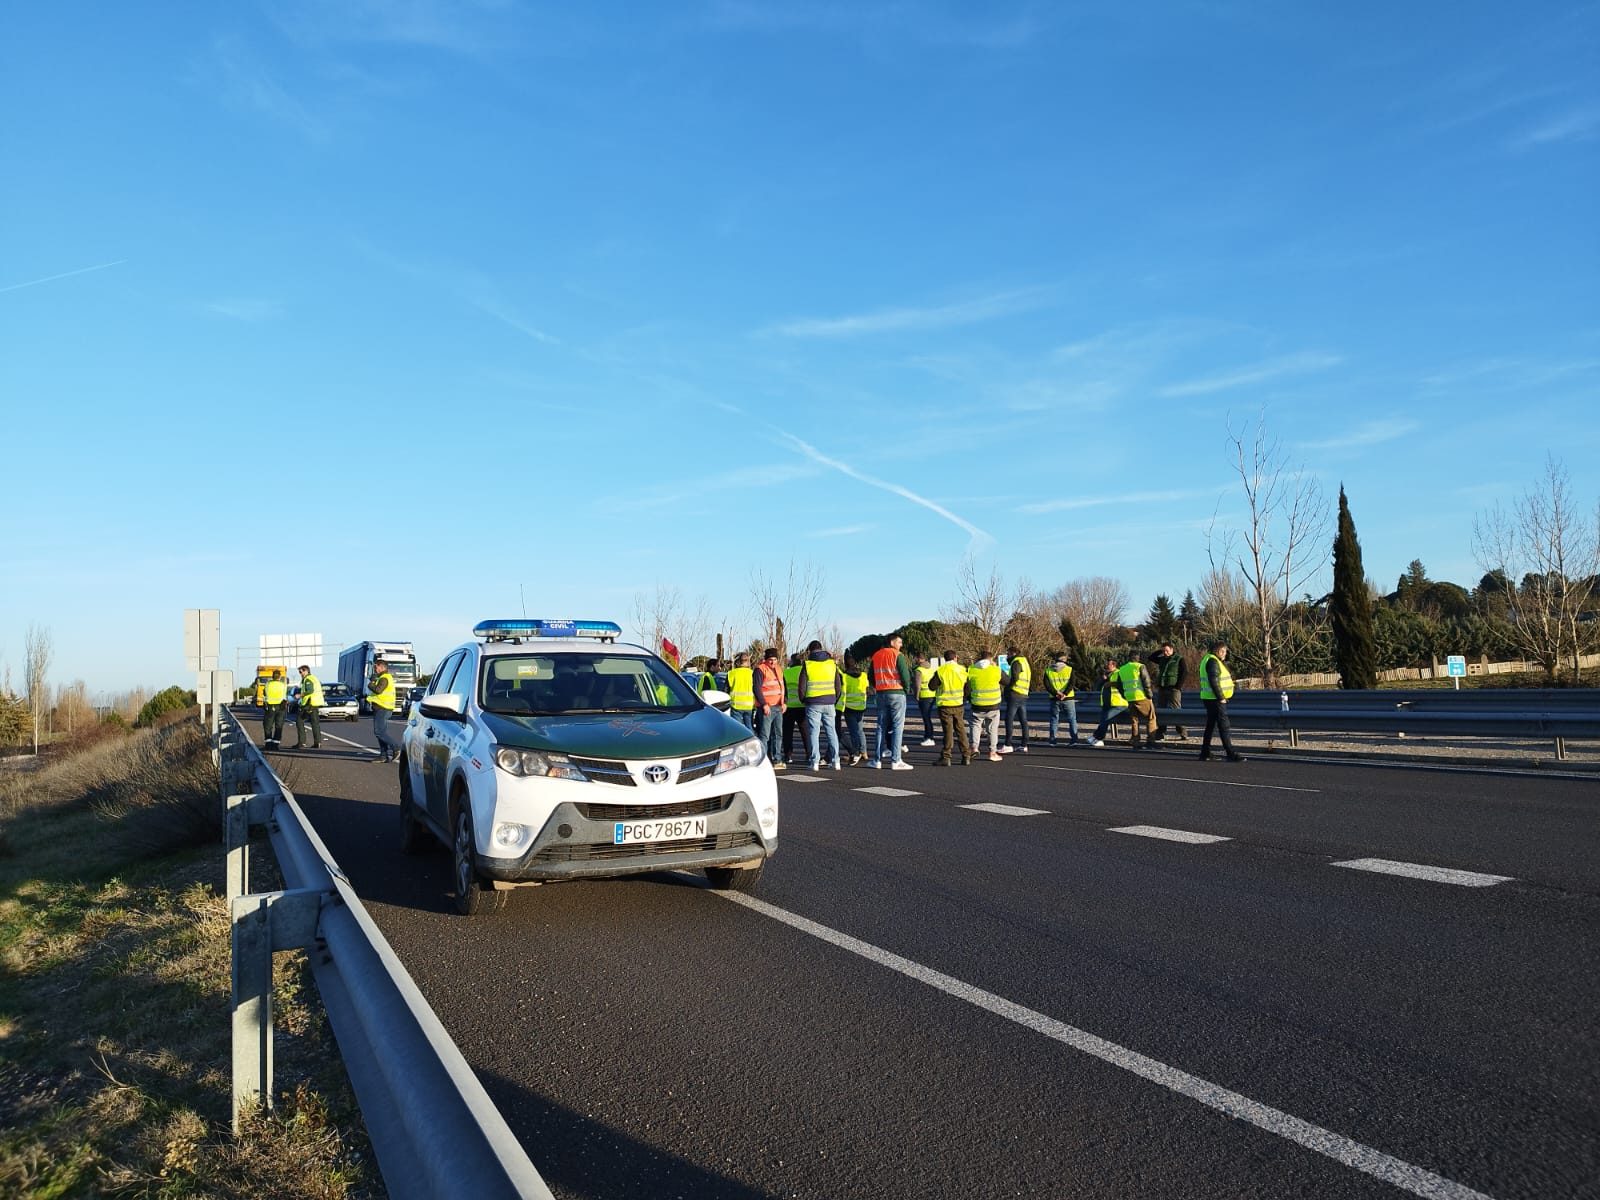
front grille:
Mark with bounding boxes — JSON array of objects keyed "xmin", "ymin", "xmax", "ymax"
[
  {"xmin": 569, "ymin": 756, "xmax": 636, "ymax": 787},
  {"xmin": 677, "ymin": 750, "xmax": 721, "ymax": 784},
  {"xmin": 576, "ymin": 795, "xmax": 733, "ymax": 822},
  {"xmin": 532, "ymin": 830, "xmax": 759, "ymax": 863}
]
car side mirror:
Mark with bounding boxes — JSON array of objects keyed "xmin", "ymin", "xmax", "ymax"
[
  {"xmin": 419, "ymin": 693, "xmax": 465, "ymax": 720},
  {"xmin": 700, "ymin": 688, "xmax": 732, "ymax": 713}
]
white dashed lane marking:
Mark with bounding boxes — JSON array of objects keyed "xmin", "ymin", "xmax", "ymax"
[
  {"xmin": 777, "ymin": 774, "xmax": 826, "ymax": 783},
  {"xmin": 855, "ymin": 787, "xmax": 922, "ymax": 797},
  {"xmin": 960, "ymin": 802, "xmax": 1050, "ymax": 817},
  {"xmin": 1109, "ymin": 825, "xmax": 1232, "ymax": 844},
  {"xmin": 1333, "ymin": 858, "xmax": 1514, "ymax": 887},
  {"xmin": 1033, "ymin": 764, "xmax": 1318, "ymax": 793}
]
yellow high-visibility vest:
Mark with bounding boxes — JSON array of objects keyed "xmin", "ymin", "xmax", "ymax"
[
  {"xmin": 725, "ymin": 666, "xmax": 755, "ymax": 711},
  {"xmin": 968, "ymin": 663, "xmax": 1003, "ymax": 708},
  {"xmin": 264, "ymin": 679, "xmax": 288, "ymax": 705},
  {"xmin": 1046, "ymin": 664, "xmax": 1074, "ymax": 699},
  {"xmin": 841, "ymin": 670, "xmax": 868, "ymax": 711},
  {"xmin": 934, "ymin": 662, "xmax": 968, "ymax": 708},
  {"xmin": 369, "ymin": 670, "xmax": 396, "ymax": 711},
  {"xmin": 300, "ymin": 673, "xmax": 324, "ymax": 707},
  {"xmin": 1008, "ymin": 656, "xmax": 1031, "ymax": 695},
  {"xmin": 783, "ymin": 665, "xmax": 803, "ymax": 708},
  {"xmin": 801, "ymin": 659, "xmax": 840, "ymax": 703},
  {"xmin": 1199, "ymin": 654, "xmax": 1235, "ymax": 701},
  {"xmin": 916, "ymin": 665, "xmax": 936, "ymax": 699},
  {"xmin": 1115, "ymin": 661, "xmax": 1147, "ymax": 703}
]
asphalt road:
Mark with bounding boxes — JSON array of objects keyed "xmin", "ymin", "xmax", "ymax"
[{"xmin": 254, "ymin": 708, "xmax": 1600, "ymax": 1200}]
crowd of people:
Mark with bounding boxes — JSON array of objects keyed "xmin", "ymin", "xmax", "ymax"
[{"xmin": 691, "ymin": 636, "xmax": 1247, "ymax": 770}]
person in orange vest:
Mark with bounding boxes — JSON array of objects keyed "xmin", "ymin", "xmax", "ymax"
[
  {"xmin": 869, "ymin": 634, "xmax": 915, "ymax": 771},
  {"xmin": 753, "ymin": 648, "xmax": 787, "ymax": 769}
]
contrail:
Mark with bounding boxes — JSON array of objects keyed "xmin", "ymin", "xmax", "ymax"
[
  {"xmin": 777, "ymin": 430, "xmax": 993, "ymax": 550},
  {"xmin": 0, "ymin": 259, "xmax": 128, "ymax": 294}
]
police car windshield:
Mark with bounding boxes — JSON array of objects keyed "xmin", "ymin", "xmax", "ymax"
[{"xmin": 480, "ymin": 652, "xmax": 700, "ymax": 715}]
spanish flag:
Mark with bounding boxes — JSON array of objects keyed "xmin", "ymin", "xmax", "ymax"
[{"xmin": 661, "ymin": 637, "xmax": 680, "ymax": 669}]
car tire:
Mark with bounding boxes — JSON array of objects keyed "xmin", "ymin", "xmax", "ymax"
[
  {"xmin": 452, "ymin": 797, "xmax": 506, "ymax": 915},
  {"xmin": 705, "ymin": 864, "xmax": 763, "ymax": 893},
  {"xmin": 398, "ymin": 759, "xmax": 426, "ymax": 854}
]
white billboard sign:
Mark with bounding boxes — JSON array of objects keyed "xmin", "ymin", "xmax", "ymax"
[
  {"xmin": 259, "ymin": 633, "xmax": 324, "ymax": 669},
  {"xmin": 184, "ymin": 609, "xmax": 220, "ymax": 671}
]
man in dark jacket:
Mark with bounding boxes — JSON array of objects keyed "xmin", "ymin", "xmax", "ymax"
[{"xmin": 1150, "ymin": 643, "xmax": 1187, "ymax": 742}]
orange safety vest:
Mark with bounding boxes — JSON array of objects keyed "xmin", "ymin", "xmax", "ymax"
[
  {"xmin": 870, "ymin": 646, "xmax": 904, "ymax": 692},
  {"xmin": 755, "ymin": 662, "xmax": 785, "ymax": 707}
]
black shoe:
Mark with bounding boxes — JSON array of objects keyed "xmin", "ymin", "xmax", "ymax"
[
  {"xmin": 1226, "ymin": 754, "xmax": 1248, "ymax": 763},
  {"xmin": 292, "ymin": 743, "xmax": 305, "ymax": 750},
  {"xmin": 1197, "ymin": 752, "xmax": 1214, "ymax": 761},
  {"xmin": 936, "ymin": 759, "xmax": 950, "ymax": 767}
]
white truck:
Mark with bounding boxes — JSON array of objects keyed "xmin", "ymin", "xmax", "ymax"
[{"xmin": 339, "ymin": 640, "xmax": 419, "ymax": 714}]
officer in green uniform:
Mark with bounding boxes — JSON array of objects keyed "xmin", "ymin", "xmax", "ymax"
[{"xmin": 292, "ymin": 664, "xmax": 324, "ymax": 749}]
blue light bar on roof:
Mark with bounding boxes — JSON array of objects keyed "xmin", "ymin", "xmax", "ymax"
[{"xmin": 473, "ymin": 619, "xmax": 622, "ymax": 642}]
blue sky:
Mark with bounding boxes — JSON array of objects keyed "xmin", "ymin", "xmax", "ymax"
[{"xmin": 3, "ymin": 1, "xmax": 1597, "ymax": 695}]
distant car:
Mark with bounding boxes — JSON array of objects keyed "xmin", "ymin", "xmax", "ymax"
[{"xmin": 320, "ymin": 684, "xmax": 360, "ymax": 721}]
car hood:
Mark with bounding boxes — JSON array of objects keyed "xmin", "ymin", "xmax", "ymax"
[{"xmin": 479, "ymin": 706, "xmax": 751, "ymax": 759}]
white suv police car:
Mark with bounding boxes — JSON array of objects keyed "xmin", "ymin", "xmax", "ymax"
[{"xmin": 399, "ymin": 620, "xmax": 779, "ymax": 915}]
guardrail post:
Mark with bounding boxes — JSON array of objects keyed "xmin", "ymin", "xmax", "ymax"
[
  {"xmin": 1289, "ymin": 728, "xmax": 1300, "ymax": 748},
  {"xmin": 227, "ymin": 793, "xmax": 276, "ymax": 903},
  {"xmin": 1555, "ymin": 736, "xmax": 1567, "ymax": 761},
  {"xmin": 231, "ymin": 887, "xmax": 325, "ymax": 1133}
]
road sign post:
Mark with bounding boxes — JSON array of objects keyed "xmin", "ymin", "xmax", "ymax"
[{"xmin": 1446, "ymin": 654, "xmax": 1467, "ymax": 691}]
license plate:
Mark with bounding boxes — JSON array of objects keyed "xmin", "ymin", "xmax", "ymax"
[{"xmin": 613, "ymin": 816, "xmax": 708, "ymax": 845}]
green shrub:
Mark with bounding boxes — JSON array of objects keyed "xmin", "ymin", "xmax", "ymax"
[{"xmin": 134, "ymin": 686, "xmax": 196, "ymax": 728}]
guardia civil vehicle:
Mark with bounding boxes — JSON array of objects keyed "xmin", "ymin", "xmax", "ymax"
[{"xmin": 399, "ymin": 619, "xmax": 779, "ymax": 915}]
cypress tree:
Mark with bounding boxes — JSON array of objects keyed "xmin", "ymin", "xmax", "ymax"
[
  {"xmin": 1146, "ymin": 595, "xmax": 1177, "ymax": 642},
  {"xmin": 1330, "ymin": 485, "xmax": 1378, "ymax": 689}
]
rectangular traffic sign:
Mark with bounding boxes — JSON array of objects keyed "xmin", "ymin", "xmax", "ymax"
[{"xmin": 1446, "ymin": 655, "xmax": 1467, "ymax": 678}]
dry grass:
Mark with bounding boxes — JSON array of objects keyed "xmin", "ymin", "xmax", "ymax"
[{"xmin": 0, "ymin": 723, "xmax": 382, "ymax": 1199}]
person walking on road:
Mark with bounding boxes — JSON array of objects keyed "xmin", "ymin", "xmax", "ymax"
[
  {"xmin": 1001, "ymin": 645, "xmax": 1032, "ymax": 754},
  {"xmin": 1198, "ymin": 640, "xmax": 1247, "ymax": 762},
  {"xmin": 1151, "ymin": 642, "xmax": 1188, "ymax": 742},
  {"xmin": 1086, "ymin": 657, "xmax": 1128, "ymax": 746},
  {"xmin": 869, "ymin": 635, "xmax": 915, "ymax": 771},
  {"xmin": 839, "ymin": 657, "xmax": 869, "ymax": 765},
  {"xmin": 366, "ymin": 656, "xmax": 399, "ymax": 763},
  {"xmin": 1116, "ymin": 655, "xmax": 1157, "ymax": 749},
  {"xmin": 754, "ymin": 648, "xmax": 787, "ymax": 769},
  {"xmin": 292, "ymin": 664, "xmax": 324, "ymax": 749},
  {"xmin": 1045, "ymin": 652, "xmax": 1078, "ymax": 746},
  {"xmin": 725, "ymin": 653, "xmax": 756, "ymax": 732},
  {"xmin": 261, "ymin": 671, "xmax": 289, "ymax": 749},
  {"xmin": 800, "ymin": 640, "xmax": 842, "ymax": 770},
  {"xmin": 932, "ymin": 649, "xmax": 973, "ymax": 766},
  {"xmin": 782, "ymin": 653, "xmax": 805, "ymax": 767},
  {"xmin": 967, "ymin": 651, "xmax": 1005, "ymax": 761},
  {"xmin": 914, "ymin": 653, "xmax": 937, "ymax": 746}
]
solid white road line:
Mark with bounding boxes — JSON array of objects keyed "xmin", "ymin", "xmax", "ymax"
[
  {"xmin": 855, "ymin": 787, "xmax": 922, "ymax": 797},
  {"xmin": 1034, "ymin": 764, "xmax": 1318, "ymax": 793},
  {"xmin": 320, "ymin": 730, "xmax": 379, "ymax": 755},
  {"xmin": 1332, "ymin": 858, "xmax": 1514, "ymax": 887},
  {"xmin": 1109, "ymin": 825, "xmax": 1232, "ymax": 844},
  {"xmin": 716, "ymin": 890, "xmax": 1497, "ymax": 1200},
  {"xmin": 959, "ymin": 802, "xmax": 1050, "ymax": 817}
]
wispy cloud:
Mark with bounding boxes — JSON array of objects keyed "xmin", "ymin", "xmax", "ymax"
[
  {"xmin": 206, "ymin": 299, "xmax": 282, "ymax": 321},
  {"xmin": 0, "ymin": 259, "xmax": 126, "ymax": 295},
  {"xmin": 207, "ymin": 35, "xmax": 328, "ymax": 141},
  {"xmin": 763, "ymin": 286, "xmax": 1049, "ymax": 338},
  {"xmin": 360, "ymin": 243, "xmax": 558, "ymax": 344},
  {"xmin": 1513, "ymin": 105, "xmax": 1600, "ymax": 148},
  {"xmin": 1017, "ymin": 488, "xmax": 1213, "ymax": 515},
  {"xmin": 1299, "ymin": 418, "xmax": 1420, "ymax": 453},
  {"xmin": 1157, "ymin": 351, "xmax": 1342, "ymax": 398},
  {"xmin": 599, "ymin": 462, "xmax": 818, "ymax": 513},
  {"xmin": 777, "ymin": 431, "xmax": 992, "ymax": 549},
  {"xmin": 806, "ymin": 524, "xmax": 875, "ymax": 538},
  {"xmin": 266, "ymin": 0, "xmax": 518, "ymax": 56}
]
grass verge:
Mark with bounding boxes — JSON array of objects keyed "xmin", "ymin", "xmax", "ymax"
[{"xmin": 0, "ymin": 719, "xmax": 382, "ymax": 1199}]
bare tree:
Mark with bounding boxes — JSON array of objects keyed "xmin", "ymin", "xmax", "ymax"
[
  {"xmin": 940, "ymin": 558, "xmax": 1010, "ymax": 653},
  {"xmin": 631, "ymin": 584, "xmax": 715, "ymax": 667},
  {"xmin": 750, "ymin": 559, "xmax": 827, "ymax": 660},
  {"xmin": 24, "ymin": 623, "xmax": 52, "ymax": 754},
  {"xmin": 1196, "ymin": 566, "xmax": 1255, "ymax": 635},
  {"xmin": 56, "ymin": 679, "xmax": 92, "ymax": 735},
  {"xmin": 1473, "ymin": 456, "xmax": 1600, "ymax": 680},
  {"xmin": 1208, "ymin": 411, "xmax": 1330, "ymax": 687},
  {"xmin": 1045, "ymin": 576, "xmax": 1131, "ymax": 646}
]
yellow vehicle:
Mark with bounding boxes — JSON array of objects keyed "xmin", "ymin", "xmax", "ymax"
[{"xmin": 254, "ymin": 665, "xmax": 289, "ymax": 706}]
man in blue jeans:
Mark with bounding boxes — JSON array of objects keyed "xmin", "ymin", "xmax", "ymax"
[
  {"xmin": 800, "ymin": 641, "xmax": 841, "ymax": 770},
  {"xmin": 1045, "ymin": 652, "xmax": 1079, "ymax": 746},
  {"xmin": 869, "ymin": 635, "xmax": 914, "ymax": 771}
]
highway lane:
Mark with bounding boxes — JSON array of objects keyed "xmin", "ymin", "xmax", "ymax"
[{"xmin": 254, "ymin": 711, "xmax": 1599, "ymax": 1199}]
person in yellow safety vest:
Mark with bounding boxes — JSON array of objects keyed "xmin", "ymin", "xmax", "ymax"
[
  {"xmin": 725, "ymin": 653, "xmax": 756, "ymax": 733},
  {"xmin": 1114, "ymin": 656, "xmax": 1157, "ymax": 749},
  {"xmin": 1198, "ymin": 640, "xmax": 1247, "ymax": 762},
  {"xmin": 781, "ymin": 654, "xmax": 805, "ymax": 767},
  {"xmin": 1001, "ymin": 645, "xmax": 1032, "ymax": 754},
  {"xmin": 698, "ymin": 659, "xmax": 721, "ymax": 695},
  {"xmin": 966, "ymin": 651, "xmax": 1005, "ymax": 761},
  {"xmin": 366, "ymin": 657, "xmax": 399, "ymax": 764},
  {"xmin": 261, "ymin": 672, "xmax": 289, "ymax": 749},
  {"xmin": 1086, "ymin": 657, "xmax": 1129, "ymax": 747},
  {"xmin": 1044, "ymin": 652, "xmax": 1079, "ymax": 746},
  {"xmin": 838, "ymin": 658, "xmax": 869, "ymax": 765},
  {"xmin": 914, "ymin": 653, "xmax": 938, "ymax": 747},
  {"xmin": 931, "ymin": 650, "xmax": 973, "ymax": 766},
  {"xmin": 292, "ymin": 664, "xmax": 324, "ymax": 750},
  {"xmin": 753, "ymin": 648, "xmax": 787, "ymax": 769},
  {"xmin": 799, "ymin": 640, "xmax": 842, "ymax": 770}
]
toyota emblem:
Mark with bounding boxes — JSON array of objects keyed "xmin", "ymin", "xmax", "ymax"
[{"xmin": 643, "ymin": 764, "xmax": 670, "ymax": 785}]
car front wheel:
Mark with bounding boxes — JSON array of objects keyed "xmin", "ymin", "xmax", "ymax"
[
  {"xmin": 452, "ymin": 798, "xmax": 506, "ymax": 915},
  {"xmin": 398, "ymin": 759, "xmax": 425, "ymax": 854},
  {"xmin": 705, "ymin": 864, "xmax": 763, "ymax": 893}
]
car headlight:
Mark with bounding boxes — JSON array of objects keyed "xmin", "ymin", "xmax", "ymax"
[
  {"xmin": 491, "ymin": 822, "xmax": 533, "ymax": 852},
  {"xmin": 492, "ymin": 746, "xmax": 588, "ymax": 781},
  {"xmin": 714, "ymin": 737, "xmax": 765, "ymax": 775}
]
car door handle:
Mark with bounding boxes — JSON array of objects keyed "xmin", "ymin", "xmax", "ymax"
[{"xmin": 425, "ymin": 726, "xmax": 435, "ymax": 739}]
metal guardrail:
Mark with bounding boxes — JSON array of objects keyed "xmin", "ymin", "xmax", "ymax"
[
  {"xmin": 1011, "ymin": 689, "xmax": 1600, "ymax": 759},
  {"xmin": 216, "ymin": 708, "xmax": 554, "ymax": 1200}
]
